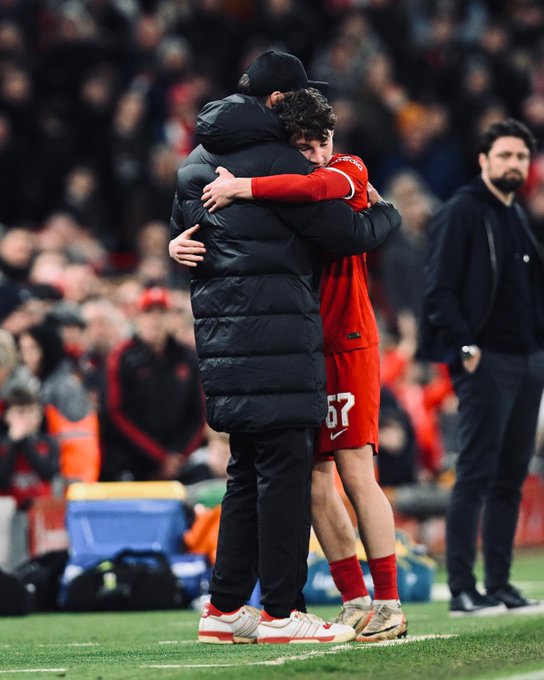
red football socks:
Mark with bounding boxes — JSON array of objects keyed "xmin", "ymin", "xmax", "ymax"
[
  {"xmin": 329, "ymin": 555, "xmax": 368, "ymax": 602},
  {"xmin": 368, "ymin": 553, "xmax": 398, "ymax": 601}
]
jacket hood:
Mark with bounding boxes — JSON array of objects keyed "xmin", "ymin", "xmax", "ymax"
[{"xmin": 196, "ymin": 94, "xmax": 288, "ymax": 154}]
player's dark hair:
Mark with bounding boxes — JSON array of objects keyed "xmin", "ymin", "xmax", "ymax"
[
  {"xmin": 478, "ymin": 118, "xmax": 536, "ymax": 155},
  {"xmin": 273, "ymin": 88, "xmax": 336, "ymax": 143}
]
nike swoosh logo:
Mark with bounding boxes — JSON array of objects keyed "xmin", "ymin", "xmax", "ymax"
[{"xmin": 330, "ymin": 428, "xmax": 348, "ymax": 440}]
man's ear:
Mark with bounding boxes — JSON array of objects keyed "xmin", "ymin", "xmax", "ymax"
[
  {"xmin": 268, "ymin": 91, "xmax": 284, "ymax": 107},
  {"xmin": 478, "ymin": 152, "xmax": 487, "ymax": 171}
]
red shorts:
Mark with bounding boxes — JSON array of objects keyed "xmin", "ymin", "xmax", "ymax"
[{"xmin": 317, "ymin": 344, "xmax": 380, "ymax": 458}]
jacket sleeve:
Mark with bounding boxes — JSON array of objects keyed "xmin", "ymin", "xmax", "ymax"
[
  {"xmin": 169, "ymin": 158, "xmax": 218, "ymax": 240},
  {"xmin": 169, "ymin": 191, "xmax": 185, "ymax": 240},
  {"xmin": 424, "ymin": 196, "xmax": 479, "ymax": 348},
  {"xmin": 267, "ymin": 149, "xmax": 400, "ymax": 254},
  {"xmin": 275, "ymin": 198, "xmax": 401, "ymax": 255},
  {"xmin": 252, "ymin": 168, "xmax": 351, "ymax": 202}
]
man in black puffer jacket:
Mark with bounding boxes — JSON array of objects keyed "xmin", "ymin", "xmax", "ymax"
[{"xmin": 170, "ymin": 52, "xmax": 401, "ymax": 643}]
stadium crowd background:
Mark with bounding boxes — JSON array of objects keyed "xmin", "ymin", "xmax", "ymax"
[{"xmin": 0, "ymin": 0, "xmax": 543, "ymax": 516}]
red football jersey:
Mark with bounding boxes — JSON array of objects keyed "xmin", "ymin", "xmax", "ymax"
[
  {"xmin": 319, "ymin": 154, "xmax": 379, "ymax": 354},
  {"xmin": 251, "ymin": 154, "xmax": 379, "ymax": 354}
]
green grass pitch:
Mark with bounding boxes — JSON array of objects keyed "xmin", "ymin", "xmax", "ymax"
[{"xmin": 0, "ymin": 548, "xmax": 543, "ymax": 680}]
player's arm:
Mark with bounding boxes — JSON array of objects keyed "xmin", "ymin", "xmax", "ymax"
[
  {"xmin": 202, "ymin": 166, "xmax": 353, "ymax": 213},
  {"xmin": 254, "ymin": 168, "xmax": 352, "ymax": 202}
]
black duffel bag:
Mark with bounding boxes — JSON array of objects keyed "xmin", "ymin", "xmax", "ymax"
[
  {"xmin": 0, "ymin": 569, "xmax": 33, "ymax": 616},
  {"xmin": 63, "ymin": 549, "xmax": 189, "ymax": 612},
  {"xmin": 15, "ymin": 549, "xmax": 69, "ymax": 611}
]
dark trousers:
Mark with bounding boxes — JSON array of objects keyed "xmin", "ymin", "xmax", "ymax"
[
  {"xmin": 447, "ymin": 349, "xmax": 544, "ymax": 594},
  {"xmin": 209, "ymin": 427, "xmax": 314, "ymax": 618}
]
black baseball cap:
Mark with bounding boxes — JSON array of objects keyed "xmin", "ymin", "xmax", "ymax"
[{"xmin": 242, "ymin": 51, "xmax": 329, "ymax": 97}]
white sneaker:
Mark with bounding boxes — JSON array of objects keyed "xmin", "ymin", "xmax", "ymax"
[
  {"xmin": 198, "ymin": 602, "xmax": 261, "ymax": 644},
  {"xmin": 257, "ymin": 610, "xmax": 356, "ymax": 644},
  {"xmin": 335, "ymin": 596, "xmax": 373, "ymax": 633},
  {"xmin": 356, "ymin": 600, "xmax": 407, "ymax": 643}
]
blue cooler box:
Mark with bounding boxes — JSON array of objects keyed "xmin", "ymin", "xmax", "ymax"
[
  {"xmin": 66, "ymin": 498, "xmax": 189, "ymax": 564},
  {"xmin": 65, "ymin": 481, "xmax": 190, "ymax": 564}
]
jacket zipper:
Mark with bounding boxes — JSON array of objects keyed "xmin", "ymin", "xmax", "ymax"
[{"xmin": 476, "ymin": 218, "xmax": 499, "ymax": 335}]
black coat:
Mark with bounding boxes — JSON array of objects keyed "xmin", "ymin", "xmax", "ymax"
[
  {"xmin": 419, "ymin": 177, "xmax": 544, "ymax": 365},
  {"xmin": 102, "ymin": 335, "xmax": 205, "ymax": 480},
  {"xmin": 171, "ymin": 94, "xmax": 400, "ymax": 432}
]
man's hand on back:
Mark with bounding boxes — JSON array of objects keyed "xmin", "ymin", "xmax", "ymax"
[
  {"xmin": 169, "ymin": 225, "xmax": 206, "ymax": 267},
  {"xmin": 367, "ymin": 182, "xmax": 382, "ymax": 206},
  {"xmin": 202, "ymin": 166, "xmax": 253, "ymax": 213}
]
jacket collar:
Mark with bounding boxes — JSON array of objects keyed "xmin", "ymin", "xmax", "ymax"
[{"xmin": 196, "ymin": 94, "xmax": 287, "ymax": 154}]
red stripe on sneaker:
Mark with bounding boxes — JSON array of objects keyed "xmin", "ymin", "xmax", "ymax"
[
  {"xmin": 198, "ymin": 631, "xmax": 234, "ymax": 642},
  {"xmin": 258, "ymin": 635, "xmax": 336, "ymax": 644}
]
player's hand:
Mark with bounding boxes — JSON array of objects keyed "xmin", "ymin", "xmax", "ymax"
[
  {"xmin": 202, "ymin": 166, "xmax": 236, "ymax": 213},
  {"xmin": 367, "ymin": 182, "xmax": 382, "ymax": 206},
  {"xmin": 169, "ymin": 225, "xmax": 206, "ymax": 267}
]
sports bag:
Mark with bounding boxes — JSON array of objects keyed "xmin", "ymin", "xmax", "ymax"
[
  {"xmin": 63, "ymin": 549, "xmax": 188, "ymax": 611},
  {"xmin": 0, "ymin": 569, "xmax": 33, "ymax": 616},
  {"xmin": 14, "ymin": 549, "xmax": 69, "ymax": 611}
]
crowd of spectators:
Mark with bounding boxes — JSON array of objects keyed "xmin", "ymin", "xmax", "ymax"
[{"xmin": 1, "ymin": 0, "xmax": 544, "ymax": 512}]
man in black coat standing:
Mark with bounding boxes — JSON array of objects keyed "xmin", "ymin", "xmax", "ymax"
[
  {"xmin": 420, "ymin": 119, "xmax": 544, "ymax": 616},
  {"xmin": 170, "ymin": 51, "xmax": 401, "ymax": 643}
]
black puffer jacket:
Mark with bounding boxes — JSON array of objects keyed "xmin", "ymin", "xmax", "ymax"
[{"xmin": 171, "ymin": 94, "xmax": 400, "ymax": 432}]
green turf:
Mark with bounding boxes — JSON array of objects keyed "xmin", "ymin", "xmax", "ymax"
[{"xmin": 0, "ymin": 548, "xmax": 543, "ymax": 679}]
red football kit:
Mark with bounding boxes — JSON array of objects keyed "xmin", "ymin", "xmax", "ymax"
[{"xmin": 252, "ymin": 154, "xmax": 380, "ymax": 454}]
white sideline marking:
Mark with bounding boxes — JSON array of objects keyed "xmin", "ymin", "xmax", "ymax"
[
  {"xmin": 37, "ymin": 642, "xmax": 99, "ymax": 648},
  {"xmin": 142, "ymin": 634, "xmax": 457, "ymax": 669},
  {"xmin": 158, "ymin": 640, "xmax": 194, "ymax": 645},
  {"xmin": 494, "ymin": 672, "xmax": 544, "ymax": 680},
  {"xmin": 0, "ymin": 670, "xmax": 67, "ymax": 675}
]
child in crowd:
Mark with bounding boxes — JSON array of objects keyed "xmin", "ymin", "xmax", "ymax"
[{"xmin": 0, "ymin": 387, "xmax": 59, "ymax": 509}]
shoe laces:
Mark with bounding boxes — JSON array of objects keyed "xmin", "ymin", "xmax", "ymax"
[
  {"xmin": 365, "ymin": 602, "xmax": 400, "ymax": 630},
  {"xmin": 335, "ymin": 601, "xmax": 370, "ymax": 623},
  {"xmin": 292, "ymin": 611, "xmax": 331, "ymax": 628}
]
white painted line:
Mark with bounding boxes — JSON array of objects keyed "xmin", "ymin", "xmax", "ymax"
[
  {"xmin": 142, "ymin": 634, "xmax": 457, "ymax": 669},
  {"xmin": 353, "ymin": 634, "xmax": 457, "ymax": 649},
  {"xmin": 158, "ymin": 640, "xmax": 195, "ymax": 645},
  {"xmin": 493, "ymin": 672, "xmax": 544, "ymax": 680},
  {"xmin": 0, "ymin": 670, "xmax": 67, "ymax": 675},
  {"xmin": 37, "ymin": 642, "xmax": 99, "ymax": 648}
]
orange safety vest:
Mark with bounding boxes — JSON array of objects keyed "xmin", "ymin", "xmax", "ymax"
[{"xmin": 44, "ymin": 403, "xmax": 101, "ymax": 483}]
